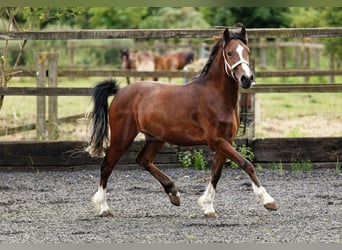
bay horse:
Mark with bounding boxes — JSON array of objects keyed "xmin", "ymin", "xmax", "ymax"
[
  {"xmin": 163, "ymin": 50, "xmax": 194, "ymax": 70},
  {"xmin": 87, "ymin": 25, "xmax": 278, "ymax": 218}
]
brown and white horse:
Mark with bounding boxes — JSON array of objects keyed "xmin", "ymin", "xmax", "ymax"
[
  {"xmin": 163, "ymin": 50, "xmax": 194, "ymax": 70},
  {"xmin": 88, "ymin": 25, "xmax": 278, "ymax": 217},
  {"xmin": 120, "ymin": 49, "xmax": 155, "ymax": 82}
]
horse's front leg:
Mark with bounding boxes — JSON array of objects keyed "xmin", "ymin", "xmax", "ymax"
[
  {"xmin": 198, "ymin": 152, "xmax": 226, "ymax": 218},
  {"xmin": 213, "ymin": 138, "xmax": 278, "ymax": 210}
]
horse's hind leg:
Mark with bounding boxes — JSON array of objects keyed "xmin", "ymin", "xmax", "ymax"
[
  {"xmin": 92, "ymin": 126, "xmax": 137, "ymax": 217},
  {"xmin": 136, "ymin": 135, "xmax": 180, "ymax": 206}
]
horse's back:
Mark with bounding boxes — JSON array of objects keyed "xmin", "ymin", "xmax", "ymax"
[{"xmin": 111, "ymin": 81, "xmax": 207, "ymax": 145}]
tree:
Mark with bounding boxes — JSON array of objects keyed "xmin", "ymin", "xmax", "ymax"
[
  {"xmin": 199, "ymin": 7, "xmax": 291, "ymax": 28},
  {"xmin": 83, "ymin": 7, "xmax": 148, "ymax": 29},
  {"xmin": 0, "ymin": 7, "xmax": 83, "ymax": 110},
  {"xmin": 289, "ymin": 7, "xmax": 341, "ymax": 68},
  {"xmin": 0, "ymin": 8, "xmax": 27, "ymax": 110},
  {"xmin": 138, "ymin": 7, "xmax": 210, "ymax": 29}
]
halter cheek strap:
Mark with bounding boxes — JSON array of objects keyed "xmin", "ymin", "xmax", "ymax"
[{"xmin": 222, "ymin": 50, "xmax": 249, "ymax": 80}]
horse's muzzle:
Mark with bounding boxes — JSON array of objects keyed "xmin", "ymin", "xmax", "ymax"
[{"xmin": 240, "ymin": 74, "xmax": 255, "ymax": 89}]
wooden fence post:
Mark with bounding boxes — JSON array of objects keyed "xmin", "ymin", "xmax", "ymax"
[
  {"xmin": 304, "ymin": 47, "xmax": 311, "ymax": 82},
  {"xmin": 258, "ymin": 38, "xmax": 267, "ymax": 69},
  {"xmin": 240, "ymin": 57, "xmax": 256, "ymax": 139},
  {"xmin": 34, "ymin": 52, "xmax": 59, "ymax": 140},
  {"xmin": 47, "ymin": 53, "xmax": 58, "ymax": 140},
  {"xmin": 329, "ymin": 55, "xmax": 335, "ymax": 84},
  {"xmin": 35, "ymin": 53, "xmax": 47, "ymax": 140}
]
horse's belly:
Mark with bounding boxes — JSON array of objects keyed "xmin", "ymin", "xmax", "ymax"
[
  {"xmin": 163, "ymin": 128, "xmax": 206, "ymax": 146},
  {"xmin": 142, "ymin": 121, "xmax": 206, "ymax": 146}
]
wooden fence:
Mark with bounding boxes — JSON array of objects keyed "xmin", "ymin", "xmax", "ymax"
[
  {"xmin": 1, "ymin": 27, "xmax": 341, "ymax": 40},
  {"xmin": 0, "ymin": 28, "xmax": 341, "ymax": 169},
  {"xmin": 0, "ymin": 138, "xmax": 341, "ymax": 171}
]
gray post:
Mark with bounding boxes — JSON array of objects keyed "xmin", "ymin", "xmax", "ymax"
[
  {"xmin": 47, "ymin": 53, "xmax": 58, "ymax": 140},
  {"xmin": 35, "ymin": 53, "xmax": 47, "ymax": 140},
  {"xmin": 34, "ymin": 52, "xmax": 59, "ymax": 140}
]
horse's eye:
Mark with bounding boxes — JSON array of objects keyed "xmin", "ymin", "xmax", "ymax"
[{"xmin": 227, "ymin": 50, "xmax": 233, "ymax": 57}]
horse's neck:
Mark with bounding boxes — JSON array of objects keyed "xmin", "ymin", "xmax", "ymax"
[
  {"xmin": 192, "ymin": 74, "xmax": 240, "ymax": 113},
  {"xmin": 208, "ymin": 69, "xmax": 240, "ymax": 109},
  {"xmin": 222, "ymin": 78, "xmax": 240, "ymax": 110}
]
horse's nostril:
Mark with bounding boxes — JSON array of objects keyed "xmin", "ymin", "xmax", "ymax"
[
  {"xmin": 240, "ymin": 75, "xmax": 252, "ymax": 89},
  {"xmin": 241, "ymin": 75, "xmax": 248, "ymax": 84}
]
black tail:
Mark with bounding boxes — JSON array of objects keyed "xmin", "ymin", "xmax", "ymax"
[{"xmin": 86, "ymin": 79, "xmax": 119, "ymax": 157}]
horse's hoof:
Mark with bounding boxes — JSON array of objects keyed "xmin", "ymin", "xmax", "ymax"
[
  {"xmin": 204, "ymin": 212, "xmax": 218, "ymax": 218},
  {"xmin": 264, "ymin": 201, "xmax": 278, "ymax": 211},
  {"xmin": 99, "ymin": 210, "xmax": 114, "ymax": 217},
  {"xmin": 168, "ymin": 192, "xmax": 180, "ymax": 206}
]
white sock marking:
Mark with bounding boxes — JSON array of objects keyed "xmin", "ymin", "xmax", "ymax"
[
  {"xmin": 198, "ymin": 183, "xmax": 216, "ymax": 215},
  {"xmin": 252, "ymin": 183, "xmax": 275, "ymax": 205},
  {"xmin": 92, "ymin": 186, "xmax": 111, "ymax": 215}
]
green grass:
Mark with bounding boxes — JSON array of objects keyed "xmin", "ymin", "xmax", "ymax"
[
  {"xmin": 256, "ymin": 92, "xmax": 342, "ymax": 120},
  {"xmin": 1, "ymin": 75, "xmax": 342, "ymax": 140},
  {"xmin": 255, "ymin": 91, "xmax": 342, "ymax": 138},
  {"xmin": 290, "ymin": 159, "xmax": 313, "ymax": 172},
  {"xmin": 270, "ymin": 161, "xmax": 284, "ymax": 176}
]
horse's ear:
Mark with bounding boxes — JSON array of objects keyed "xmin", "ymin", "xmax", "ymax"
[
  {"xmin": 238, "ymin": 24, "xmax": 248, "ymax": 44},
  {"xmin": 223, "ymin": 28, "xmax": 231, "ymax": 47}
]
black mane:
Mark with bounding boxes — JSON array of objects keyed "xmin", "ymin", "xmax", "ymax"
[{"xmin": 197, "ymin": 38, "xmax": 223, "ymax": 78}]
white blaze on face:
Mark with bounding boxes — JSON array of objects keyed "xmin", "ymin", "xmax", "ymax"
[{"xmin": 236, "ymin": 44, "xmax": 254, "ymax": 80}]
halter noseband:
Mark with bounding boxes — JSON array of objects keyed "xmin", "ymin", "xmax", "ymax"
[{"xmin": 222, "ymin": 49, "xmax": 249, "ymax": 80}]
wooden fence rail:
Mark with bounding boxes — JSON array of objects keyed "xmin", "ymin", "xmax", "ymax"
[
  {"xmin": 1, "ymin": 28, "xmax": 341, "ymax": 40},
  {"xmin": 0, "ymin": 138, "xmax": 341, "ymax": 170},
  {"xmin": 1, "ymin": 84, "xmax": 342, "ymax": 96},
  {"xmin": 8, "ymin": 69, "xmax": 342, "ymax": 78}
]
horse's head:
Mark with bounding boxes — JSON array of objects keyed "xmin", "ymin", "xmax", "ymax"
[
  {"xmin": 222, "ymin": 25, "xmax": 255, "ymax": 89},
  {"xmin": 120, "ymin": 49, "xmax": 130, "ymax": 69}
]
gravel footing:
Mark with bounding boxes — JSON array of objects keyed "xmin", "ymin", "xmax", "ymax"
[{"xmin": 0, "ymin": 167, "xmax": 341, "ymax": 243}]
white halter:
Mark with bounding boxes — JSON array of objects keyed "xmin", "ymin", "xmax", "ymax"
[{"xmin": 222, "ymin": 49, "xmax": 249, "ymax": 80}]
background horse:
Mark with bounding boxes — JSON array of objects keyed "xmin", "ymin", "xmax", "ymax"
[
  {"xmin": 163, "ymin": 50, "xmax": 195, "ymax": 70},
  {"xmin": 129, "ymin": 50, "xmax": 155, "ymax": 81},
  {"xmin": 88, "ymin": 25, "xmax": 278, "ymax": 218},
  {"xmin": 121, "ymin": 49, "xmax": 195, "ymax": 82},
  {"xmin": 120, "ymin": 50, "xmax": 155, "ymax": 82},
  {"xmin": 120, "ymin": 49, "xmax": 134, "ymax": 84}
]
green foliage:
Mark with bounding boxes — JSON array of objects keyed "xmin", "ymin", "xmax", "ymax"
[
  {"xmin": 336, "ymin": 160, "xmax": 341, "ymax": 174},
  {"xmin": 177, "ymin": 150, "xmax": 192, "ymax": 168},
  {"xmin": 192, "ymin": 150, "xmax": 208, "ymax": 171},
  {"xmin": 86, "ymin": 7, "xmax": 148, "ymax": 29},
  {"xmin": 288, "ymin": 7, "xmax": 342, "ymax": 64},
  {"xmin": 226, "ymin": 143, "xmax": 255, "ymax": 169},
  {"xmin": 290, "ymin": 159, "xmax": 313, "ymax": 172},
  {"xmin": 12, "ymin": 7, "xmax": 84, "ymax": 30},
  {"xmin": 286, "ymin": 127, "xmax": 306, "ymax": 138},
  {"xmin": 139, "ymin": 7, "xmax": 210, "ymax": 29},
  {"xmin": 177, "ymin": 149, "xmax": 207, "ymax": 171},
  {"xmin": 199, "ymin": 7, "xmax": 291, "ymax": 28},
  {"xmin": 270, "ymin": 161, "xmax": 284, "ymax": 176}
]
